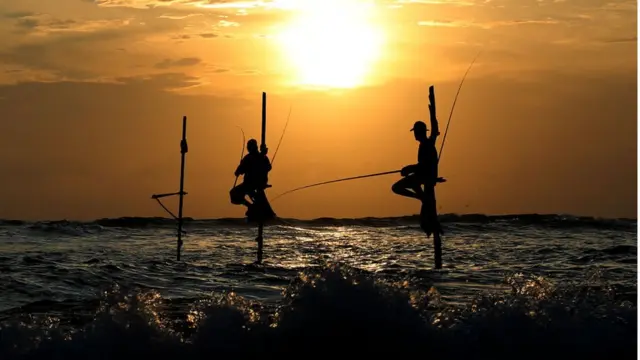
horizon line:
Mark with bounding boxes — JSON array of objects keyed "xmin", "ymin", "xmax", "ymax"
[{"xmin": 1, "ymin": 212, "xmax": 636, "ymax": 223}]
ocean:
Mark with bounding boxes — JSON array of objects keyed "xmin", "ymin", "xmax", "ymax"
[{"xmin": 0, "ymin": 213, "xmax": 636, "ymax": 359}]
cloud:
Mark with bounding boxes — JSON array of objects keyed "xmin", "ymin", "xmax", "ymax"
[
  {"xmin": 600, "ymin": 36, "xmax": 637, "ymax": 43},
  {"xmin": 90, "ymin": 0, "xmax": 178, "ymax": 9},
  {"xmin": 0, "ymin": 26, "xmax": 143, "ymax": 82},
  {"xmin": 154, "ymin": 57, "xmax": 203, "ymax": 69},
  {"xmin": 218, "ymin": 20, "xmax": 240, "ymax": 26},
  {"xmin": 158, "ymin": 13, "xmax": 204, "ymax": 19},
  {"xmin": 392, "ymin": 0, "xmax": 476, "ymax": 6},
  {"xmin": 91, "ymin": 0, "xmax": 267, "ymax": 9},
  {"xmin": 3, "ymin": 11, "xmax": 37, "ymax": 18},
  {"xmin": 417, "ymin": 20, "xmax": 474, "ymax": 27},
  {"xmin": 115, "ymin": 72, "xmax": 204, "ymax": 90},
  {"xmin": 7, "ymin": 13, "xmax": 133, "ymax": 35},
  {"xmin": 0, "ymin": 7, "xmax": 199, "ymax": 83},
  {"xmin": 417, "ymin": 18, "xmax": 559, "ymax": 28}
]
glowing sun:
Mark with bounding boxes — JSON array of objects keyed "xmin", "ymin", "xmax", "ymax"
[{"xmin": 274, "ymin": 0, "xmax": 384, "ymax": 89}]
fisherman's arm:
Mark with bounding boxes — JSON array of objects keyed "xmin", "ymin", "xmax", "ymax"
[
  {"xmin": 260, "ymin": 144, "xmax": 272, "ymax": 172},
  {"xmin": 428, "ymin": 103, "xmax": 440, "ymax": 142},
  {"xmin": 401, "ymin": 164, "xmax": 419, "ymax": 176},
  {"xmin": 234, "ymin": 158, "xmax": 246, "ymax": 176}
]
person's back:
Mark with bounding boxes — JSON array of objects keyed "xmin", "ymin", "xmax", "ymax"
[
  {"xmin": 417, "ymin": 137, "xmax": 438, "ymax": 185},
  {"xmin": 230, "ymin": 139, "xmax": 272, "ymax": 210},
  {"xmin": 240, "ymin": 152, "xmax": 271, "ymax": 189}
]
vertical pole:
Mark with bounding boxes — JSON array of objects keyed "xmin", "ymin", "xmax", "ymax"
[
  {"xmin": 434, "ymin": 233, "xmax": 442, "ymax": 269},
  {"xmin": 428, "ymin": 86, "xmax": 442, "ymax": 270},
  {"xmin": 256, "ymin": 92, "xmax": 266, "ymax": 264},
  {"xmin": 177, "ymin": 116, "xmax": 188, "ymax": 261}
]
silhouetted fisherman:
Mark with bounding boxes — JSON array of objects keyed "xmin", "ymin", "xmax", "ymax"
[
  {"xmin": 230, "ymin": 139, "xmax": 273, "ymax": 218},
  {"xmin": 392, "ymin": 118, "xmax": 445, "ymax": 236}
]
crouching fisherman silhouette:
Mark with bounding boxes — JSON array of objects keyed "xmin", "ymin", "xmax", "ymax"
[
  {"xmin": 230, "ymin": 139, "xmax": 276, "ymax": 223},
  {"xmin": 392, "ymin": 119, "xmax": 445, "ymax": 237}
]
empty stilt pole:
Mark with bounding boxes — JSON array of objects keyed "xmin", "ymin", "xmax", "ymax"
[
  {"xmin": 150, "ymin": 116, "xmax": 189, "ymax": 261},
  {"xmin": 177, "ymin": 116, "xmax": 188, "ymax": 261}
]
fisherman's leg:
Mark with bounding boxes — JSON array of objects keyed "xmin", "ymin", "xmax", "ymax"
[
  {"xmin": 392, "ymin": 175, "xmax": 422, "ymax": 200},
  {"xmin": 411, "ymin": 183, "xmax": 425, "ymax": 199},
  {"xmin": 229, "ymin": 183, "xmax": 251, "ymax": 206}
]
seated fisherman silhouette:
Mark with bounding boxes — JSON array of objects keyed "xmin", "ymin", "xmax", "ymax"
[
  {"xmin": 230, "ymin": 139, "xmax": 274, "ymax": 218},
  {"xmin": 392, "ymin": 120, "xmax": 445, "ymax": 201},
  {"xmin": 392, "ymin": 119, "xmax": 445, "ymax": 237}
]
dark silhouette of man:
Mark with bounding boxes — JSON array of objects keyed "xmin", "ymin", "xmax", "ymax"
[
  {"xmin": 392, "ymin": 119, "xmax": 442, "ymax": 200},
  {"xmin": 230, "ymin": 139, "xmax": 271, "ymax": 213},
  {"xmin": 392, "ymin": 117, "xmax": 445, "ymax": 237}
]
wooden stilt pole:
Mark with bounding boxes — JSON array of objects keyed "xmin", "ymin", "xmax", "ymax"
[
  {"xmin": 434, "ymin": 233, "xmax": 442, "ymax": 269},
  {"xmin": 256, "ymin": 92, "xmax": 266, "ymax": 264},
  {"xmin": 177, "ymin": 116, "xmax": 188, "ymax": 261},
  {"xmin": 150, "ymin": 116, "xmax": 189, "ymax": 261},
  {"xmin": 428, "ymin": 86, "xmax": 443, "ymax": 270}
]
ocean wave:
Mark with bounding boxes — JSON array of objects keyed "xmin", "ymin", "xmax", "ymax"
[
  {"xmin": 1, "ymin": 213, "xmax": 635, "ymax": 232},
  {"xmin": 0, "ymin": 264, "xmax": 635, "ymax": 359}
]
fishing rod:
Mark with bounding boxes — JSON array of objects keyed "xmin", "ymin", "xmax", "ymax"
[
  {"xmin": 270, "ymin": 170, "xmax": 401, "ymax": 203},
  {"xmin": 438, "ymin": 49, "xmax": 482, "ymax": 162},
  {"xmin": 270, "ymin": 105, "xmax": 292, "ymax": 168},
  {"xmin": 269, "ymin": 51, "xmax": 481, "ymax": 203},
  {"xmin": 232, "ymin": 126, "xmax": 246, "ymax": 188}
]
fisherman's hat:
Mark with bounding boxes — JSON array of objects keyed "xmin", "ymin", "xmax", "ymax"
[{"xmin": 410, "ymin": 121, "xmax": 428, "ymax": 132}]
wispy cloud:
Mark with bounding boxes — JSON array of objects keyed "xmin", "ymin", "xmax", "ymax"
[
  {"xmin": 601, "ymin": 36, "xmax": 637, "ymax": 43},
  {"xmin": 8, "ymin": 13, "xmax": 133, "ymax": 35},
  {"xmin": 154, "ymin": 57, "xmax": 202, "ymax": 69},
  {"xmin": 91, "ymin": 0, "xmax": 267, "ymax": 9},
  {"xmin": 158, "ymin": 13, "xmax": 204, "ymax": 19},
  {"xmin": 91, "ymin": 0, "xmax": 178, "ymax": 9},
  {"xmin": 417, "ymin": 20, "xmax": 473, "ymax": 27},
  {"xmin": 418, "ymin": 18, "xmax": 559, "ymax": 28},
  {"xmin": 114, "ymin": 72, "xmax": 204, "ymax": 90},
  {"xmin": 393, "ymin": 0, "xmax": 476, "ymax": 6},
  {"xmin": 218, "ymin": 20, "xmax": 240, "ymax": 26},
  {"xmin": 3, "ymin": 11, "xmax": 37, "ymax": 19}
]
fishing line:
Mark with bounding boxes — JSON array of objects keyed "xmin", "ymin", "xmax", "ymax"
[
  {"xmin": 270, "ymin": 170, "xmax": 401, "ymax": 203},
  {"xmin": 270, "ymin": 105, "xmax": 292, "ymax": 168},
  {"xmin": 232, "ymin": 126, "xmax": 246, "ymax": 188},
  {"xmin": 438, "ymin": 50, "xmax": 482, "ymax": 162}
]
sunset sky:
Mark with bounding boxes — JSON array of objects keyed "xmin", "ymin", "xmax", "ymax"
[{"xmin": 0, "ymin": 0, "xmax": 636, "ymax": 221}]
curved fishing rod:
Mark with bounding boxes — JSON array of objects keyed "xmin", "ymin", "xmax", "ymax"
[
  {"xmin": 268, "ymin": 51, "xmax": 481, "ymax": 203},
  {"xmin": 232, "ymin": 126, "xmax": 246, "ymax": 188},
  {"xmin": 270, "ymin": 105, "xmax": 292, "ymax": 168},
  {"xmin": 438, "ymin": 50, "xmax": 482, "ymax": 162}
]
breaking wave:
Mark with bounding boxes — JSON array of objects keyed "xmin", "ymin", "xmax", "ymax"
[{"xmin": 0, "ymin": 264, "xmax": 635, "ymax": 359}]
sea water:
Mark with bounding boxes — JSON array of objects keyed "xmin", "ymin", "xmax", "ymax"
[{"xmin": 0, "ymin": 214, "xmax": 636, "ymax": 359}]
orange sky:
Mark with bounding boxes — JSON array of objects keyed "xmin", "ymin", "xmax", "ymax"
[{"xmin": 0, "ymin": 0, "xmax": 636, "ymax": 221}]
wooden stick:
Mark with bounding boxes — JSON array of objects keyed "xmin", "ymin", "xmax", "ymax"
[
  {"xmin": 256, "ymin": 92, "xmax": 266, "ymax": 264},
  {"xmin": 428, "ymin": 86, "xmax": 442, "ymax": 269},
  {"xmin": 177, "ymin": 116, "xmax": 188, "ymax": 261}
]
